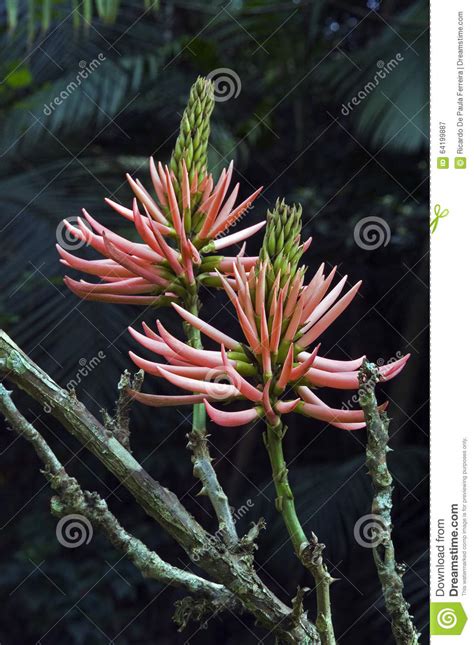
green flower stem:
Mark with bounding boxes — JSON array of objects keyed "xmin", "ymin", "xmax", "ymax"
[
  {"xmin": 264, "ymin": 421, "xmax": 336, "ymax": 645},
  {"xmin": 358, "ymin": 360, "xmax": 420, "ymax": 645},
  {"xmin": 183, "ymin": 292, "xmax": 238, "ymax": 547}
]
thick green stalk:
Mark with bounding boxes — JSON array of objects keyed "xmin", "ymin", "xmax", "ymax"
[{"xmin": 264, "ymin": 421, "xmax": 336, "ymax": 645}]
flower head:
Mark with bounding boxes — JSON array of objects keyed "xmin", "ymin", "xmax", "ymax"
[
  {"xmin": 58, "ymin": 77, "xmax": 263, "ymax": 306},
  {"xmin": 58, "ymin": 160, "xmax": 262, "ymax": 305},
  {"xmin": 128, "ymin": 201, "xmax": 409, "ymax": 430}
]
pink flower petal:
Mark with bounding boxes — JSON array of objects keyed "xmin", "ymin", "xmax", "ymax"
[
  {"xmin": 128, "ymin": 391, "xmax": 207, "ymax": 407},
  {"xmin": 204, "ymin": 400, "xmax": 259, "ymax": 427},
  {"xmin": 298, "ymin": 281, "xmax": 362, "ymax": 347}
]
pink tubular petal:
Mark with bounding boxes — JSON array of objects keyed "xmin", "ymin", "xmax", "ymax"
[
  {"xmin": 270, "ymin": 292, "xmax": 284, "ymax": 353},
  {"xmin": 199, "ymin": 165, "xmax": 232, "ymax": 238},
  {"xmin": 155, "ymin": 365, "xmax": 239, "ymax": 398},
  {"xmin": 234, "ymin": 299, "xmax": 261, "ymax": 354},
  {"xmin": 64, "ymin": 280, "xmax": 160, "ymax": 304},
  {"xmin": 283, "ymin": 295, "xmax": 305, "ymax": 341},
  {"xmin": 128, "ymin": 390, "xmax": 207, "ymax": 407},
  {"xmin": 379, "ymin": 354, "xmax": 410, "ymax": 379},
  {"xmin": 298, "ymin": 402, "xmax": 371, "ymax": 424},
  {"xmin": 126, "ymin": 173, "xmax": 167, "ymax": 224},
  {"xmin": 275, "ymin": 399, "xmax": 301, "ymax": 415},
  {"xmin": 276, "ymin": 344, "xmax": 294, "ymax": 391},
  {"xmin": 300, "ymin": 275, "xmax": 348, "ymax": 331},
  {"xmin": 104, "ymin": 198, "xmax": 134, "ymax": 221},
  {"xmin": 68, "ymin": 276, "xmax": 155, "ymax": 295},
  {"xmin": 297, "ymin": 386, "xmax": 366, "ymax": 430},
  {"xmin": 204, "ymin": 400, "xmax": 259, "ymax": 427},
  {"xmin": 218, "ymin": 256, "xmax": 258, "ymax": 272},
  {"xmin": 146, "ymin": 212, "xmax": 184, "ymax": 276},
  {"xmin": 210, "ymin": 186, "xmax": 263, "ymax": 237},
  {"xmin": 128, "ymin": 351, "xmax": 166, "ymax": 376},
  {"xmin": 132, "ymin": 200, "xmax": 165, "ymax": 255},
  {"xmin": 217, "ymin": 271, "xmax": 238, "ymax": 303},
  {"xmin": 158, "ymin": 365, "xmax": 224, "ymax": 378},
  {"xmin": 283, "ymin": 271, "xmax": 304, "ymax": 319},
  {"xmin": 262, "ymin": 381, "xmax": 278, "ymax": 425},
  {"xmin": 304, "ymin": 368, "xmax": 362, "ymax": 389},
  {"xmin": 296, "ymin": 352, "xmax": 366, "ymax": 373},
  {"xmin": 221, "ymin": 346, "xmax": 262, "ymax": 403},
  {"xmin": 255, "ymin": 261, "xmax": 267, "ymax": 319},
  {"xmin": 212, "ymin": 182, "xmax": 240, "ymax": 229},
  {"xmin": 102, "ymin": 235, "xmax": 168, "ymax": 286},
  {"xmin": 149, "ymin": 157, "xmax": 166, "ymax": 204},
  {"xmin": 260, "ymin": 306, "xmax": 272, "ymax": 376},
  {"xmin": 290, "ymin": 344, "xmax": 320, "ymax": 381},
  {"xmin": 300, "ymin": 264, "xmax": 325, "ymax": 310},
  {"xmin": 300, "ymin": 266, "xmax": 338, "ymax": 324},
  {"xmin": 213, "ymin": 221, "xmax": 266, "ymax": 250},
  {"xmin": 302, "ymin": 237, "xmax": 312, "ymax": 252},
  {"xmin": 57, "ymin": 245, "xmax": 133, "ymax": 278},
  {"xmin": 156, "ymin": 321, "xmax": 225, "ymax": 367},
  {"xmin": 298, "ymin": 281, "xmax": 362, "ymax": 347},
  {"xmin": 172, "ymin": 303, "xmax": 240, "ymax": 349},
  {"xmin": 129, "ymin": 329, "xmax": 183, "ymax": 363},
  {"xmin": 82, "ymin": 209, "xmax": 162, "ymax": 263},
  {"xmin": 164, "ymin": 167, "xmax": 182, "ymax": 237}
]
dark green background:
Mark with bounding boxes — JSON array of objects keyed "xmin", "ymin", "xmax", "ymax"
[{"xmin": 0, "ymin": 1, "xmax": 428, "ymax": 643}]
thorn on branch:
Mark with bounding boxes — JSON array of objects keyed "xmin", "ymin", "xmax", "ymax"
[
  {"xmin": 104, "ymin": 369, "xmax": 144, "ymax": 451},
  {"xmin": 173, "ymin": 594, "xmax": 242, "ymax": 632},
  {"xmin": 290, "ymin": 586, "xmax": 310, "ymax": 626},
  {"xmin": 239, "ymin": 518, "xmax": 266, "ymax": 553}
]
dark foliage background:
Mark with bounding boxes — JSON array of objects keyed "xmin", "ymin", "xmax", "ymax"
[{"xmin": 0, "ymin": 1, "xmax": 428, "ymax": 643}]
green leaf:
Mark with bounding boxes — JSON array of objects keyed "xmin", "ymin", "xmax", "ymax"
[{"xmin": 5, "ymin": 66, "xmax": 33, "ymax": 89}]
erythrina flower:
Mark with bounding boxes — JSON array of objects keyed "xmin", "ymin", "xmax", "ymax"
[
  {"xmin": 128, "ymin": 201, "xmax": 409, "ymax": 429},
  {"xmin": 57, "ymin": 159, "xmax": 263, "ymax": 305}
]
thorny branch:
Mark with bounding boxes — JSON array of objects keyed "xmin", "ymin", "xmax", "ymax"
[
  {"xmin": 358, "ymin": 360, "xmax": 420, "ymax": 645},
  {"xmin": 0, "ymin": 382, "xmax": 238, "ymax": 623},
  {"xmin": 0, "ymin": 331, "xmax": 320, "ymax": 644}
]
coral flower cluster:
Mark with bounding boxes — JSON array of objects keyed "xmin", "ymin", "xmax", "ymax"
[
  {"xmin": 128, "ymin": 201, "xmax": 409, "ymax": 429},
  {"xmin": 58, "ymin": 159, "xmax": 263, "ymax": 305}
]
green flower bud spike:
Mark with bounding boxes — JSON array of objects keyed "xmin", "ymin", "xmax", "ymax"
[
  {"xmin": 170, "ymin": 76, "xmax": 215, "ymax": 187},
  {"xmin": 259, "ymin": 199, "xmax": 307, "ymax": 292}
]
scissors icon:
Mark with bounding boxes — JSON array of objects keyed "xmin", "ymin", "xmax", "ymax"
[{"xmin": 430, "ymin": 204, "xmax": 449, "ymax": 234}]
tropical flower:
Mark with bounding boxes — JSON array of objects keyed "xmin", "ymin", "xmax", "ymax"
[
  {"xmin": 57, "ymin": 159, "xmax": 263, "ymax": 305},
  {"xmin": 128, "ymin": 201, "xmax": 409, "ymax": 429}
]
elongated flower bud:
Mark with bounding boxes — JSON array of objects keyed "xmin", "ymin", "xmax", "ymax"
[
  {"xmin": 260, "ymin": 199, "xmax": 305, "ymax": 290},
  {"xmin": 170, "ymin": 76, "xmax": 215, "ymax": 185}
]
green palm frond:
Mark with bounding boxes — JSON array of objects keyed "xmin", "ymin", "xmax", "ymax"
[
  {"xmin": 3, "ymin": 0, "xmax": 160, "ymax": 37},
  {"xmin": 316, "ymin": 0, "xmax": 428, "ymax": 152}
]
